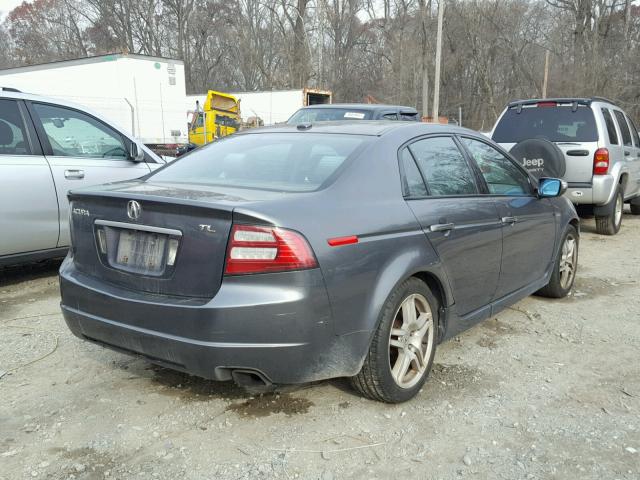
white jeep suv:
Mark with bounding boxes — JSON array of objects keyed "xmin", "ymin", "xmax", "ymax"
[{"xmin": 492, "ymin": 97, "xmax": 640, "ymax": 235}]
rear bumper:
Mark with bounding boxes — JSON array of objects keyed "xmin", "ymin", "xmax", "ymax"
[
  {"xmin": 59, "ymin": 257, "xmax": 367, "ymax": 384},
  {"xmin": 566, "ymin": 174, "xmax": 614, "ymax": 205}
]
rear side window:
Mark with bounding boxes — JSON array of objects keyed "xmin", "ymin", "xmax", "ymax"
[
  {"xmin": 408, "ymin": 136, "xmax": 478, "ymax": 196},
  {"xmin": 492, "ymin": 104, "xmax": 598, "ymax": 143},
  {"xmin": 149, "ymin": 133, "xmax": 369, "ymax": 192},
  {"xmin": 601, "ymin": 108, "xmax": 619, "ymax": 145},
  {"xmin": 613, "ymin": 110, "xmax": 633, "ymax": 146},
  {"xmin": 0, "ymin": 99, "xmax": 31, "ymax": 156},
  {"xmin": 400, "ymin": 148, "xmax": 428, "ymax": 197},
  {"xmin": 627, "ymin": 114, "xmax": 640, "ymax": 147}
]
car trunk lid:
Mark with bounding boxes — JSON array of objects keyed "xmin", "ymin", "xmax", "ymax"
[{"xmin": 68, "ymin": 181, "xmax": 282, "ymax": 298}]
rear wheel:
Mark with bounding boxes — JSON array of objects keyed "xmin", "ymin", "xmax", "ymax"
[
  {"xmin": 630, "ymin": 199, "xmax": 640, "ymax": 215},
  {"xmin": 595, "ymin": 186, "xmax": 623, "ymax": 235},
  {"xmin": 536, "ymin": 225, "xmax": 579, "ymax": 298},
  {"xmin": 351, "ymin": 278, "xmax": 438, "ymax": 403}
]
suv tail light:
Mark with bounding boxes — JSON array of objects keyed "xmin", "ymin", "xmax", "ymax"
[
  {"xmin": 593, "ymin": 148, "xmax": 610, "ymax": 175},
  {"xmin": 224, "ymin": 225, "xmax": 318, "ymax": 275}
]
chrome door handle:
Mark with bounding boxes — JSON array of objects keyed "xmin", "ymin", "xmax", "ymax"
[
  {"xmin": 64, "ymin": 169, "xmax": 85, "ymax": 179},
  {"xmin": 501, "ymin": 216, "xmax": 517, "ymax": 225},
  {"xmin": 430, "ymin": 223, "xmax": 455, "ymax": 232}
]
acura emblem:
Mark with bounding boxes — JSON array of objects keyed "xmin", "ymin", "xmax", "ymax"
[{"xmin": 127, "ymin": 200, "xmax": 142, "ymax": 220}]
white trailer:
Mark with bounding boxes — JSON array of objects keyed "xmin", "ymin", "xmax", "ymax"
[
  {"xmin": 186, "ymin": 88, "xmax": 332, "ymax": 126},
  {"xmin": 0, "ymin": 53, "xmax": 188, "ymax": 146}
]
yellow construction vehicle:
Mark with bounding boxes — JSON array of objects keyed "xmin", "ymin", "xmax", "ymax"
[{"xmin": 188, "ymin": 90, "xmax": 240, "ymax": 145}]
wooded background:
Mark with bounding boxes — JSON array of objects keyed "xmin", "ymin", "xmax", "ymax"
[{"xmin": 1, "ymin": 0, "xmax": 638, "ymax": 129}]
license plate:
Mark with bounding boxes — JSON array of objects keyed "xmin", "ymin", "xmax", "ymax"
[{"xmin": 115, "ymin": 230, "xmax": 166, "ymax": 274}]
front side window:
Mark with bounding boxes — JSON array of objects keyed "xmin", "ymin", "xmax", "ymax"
[
  {"xmin": 149, "ymin": 133, "xmax": 369, "ymax": 192},
  {"xmin": 613, "ymin": 110, "xmax": 632, "ymax": 147},
  {"xmin": 408, "ymin": 136, "xmax": 478, "ymax": 196},
  {"xmin": 0, "ymin": 99, "xmax": 30, "ymax": 156},
  {"xmin": 601, "ymin": 108, "xmax": 619, "ymax": 145},
  {"xmin": 33, "ymin": 103, "xmax": 128, "ymax": 159},
  {"xmin": 462, "ymin": 137, "xmax": 531, "ymax": 195}
]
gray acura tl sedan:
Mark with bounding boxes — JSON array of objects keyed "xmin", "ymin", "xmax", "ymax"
[{"xmin": 60, "ymin": 122, "xmax": 579, "ymax": 403}]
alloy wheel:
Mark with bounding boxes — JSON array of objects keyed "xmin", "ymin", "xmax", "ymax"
[
  {"xmin": 559, "ymin": 234, "xmax": 578, "ymax": 290},
  {"xmin": 388, "ymin": 293, "xmax": 434, "ymax": 389},
  {"xmin": 614, "ymin": 193, "xmax": 623, "ymax": 227}
]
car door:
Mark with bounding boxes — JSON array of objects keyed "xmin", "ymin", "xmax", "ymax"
[
  {"xmin": 400, "ymin": 135, "xmax": 502, "ymax": 322},
  {"xmin": 28, "ymin": 102, "xmax": 153, "ymax": 248},
  {"xmin": 611, "ymin": 109, "xmax": 637, "ymax": 197},
  {"xmin": 459, "ymin": 136, "xmax": 557, "ymax": 300},
  {"xmin": 0, "ymin": 98, "xmax": 59, "ymax": 257},
  {"xmin": 622, "ymin": 112, "xmax": 640, "ymax": 197}
]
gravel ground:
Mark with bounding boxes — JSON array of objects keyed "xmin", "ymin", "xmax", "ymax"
[{"xmin": 1, "ymin": 211, "xmax": 639, "ymax": 480}]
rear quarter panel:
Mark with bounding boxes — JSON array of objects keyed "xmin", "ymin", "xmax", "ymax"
[{"xmin": 233, "ymin": 130, "xmax": 451, "ymax": 341}]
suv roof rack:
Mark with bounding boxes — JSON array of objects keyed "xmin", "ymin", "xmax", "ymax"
[
  {"xmin": 0, "ymin": 87, "xmax": 22, "ymax": 93},
  {"xmin": 590, "ymin": 96, "xmax": 618, "ymax": 106},
  {"xmin": 508, "ymin": 97, "xmax": 619, "ymax": 108}
]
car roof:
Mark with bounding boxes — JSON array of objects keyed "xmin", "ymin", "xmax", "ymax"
[
  {"xmin": 297, "ymin": 103, "xmax": 418, "ymax": 113},
  {"xmin": 0, "ymin": 88, "xmax": 100, "ymax": 110},
  {"xmin": 238, "ymin": 120, "xmax": 472, "ymax": 137}
]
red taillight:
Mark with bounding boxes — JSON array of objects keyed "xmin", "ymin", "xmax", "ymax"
[
  {"xmin": 593, "ymin": 148, "xmax": 610, "ymax": 175},
  {"xmin": 537, "ymin": 101, "xmax": 557, "ymax": 107},
  {"xmin": 224, "ymin": 224, "xmax": 318, "ymax": 275}
]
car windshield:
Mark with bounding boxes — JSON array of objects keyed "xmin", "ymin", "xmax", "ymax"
[
  {"xmin": 287, "ymin": 108, "xmax": 374, "ymax": 123},
  {"xmin": 492, "ymin": 104, "xmax": 598, "ymax": 143},
  {"xmin": 148, "ymin": 133, "xmax": 369, "ymax": 192}
]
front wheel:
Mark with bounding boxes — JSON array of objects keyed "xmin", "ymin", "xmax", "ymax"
[
  {"xmin": 351, "ymin": 278, "xmax": 438, "ymax": 403},
  {"xmin": 536, "ymin": 225, "xmax": 579, "ymax": 298}
]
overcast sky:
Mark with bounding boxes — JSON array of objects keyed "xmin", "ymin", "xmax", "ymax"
[{"xmin": 0, "ymin": 0, "xmax": 22, "ymax": 19}]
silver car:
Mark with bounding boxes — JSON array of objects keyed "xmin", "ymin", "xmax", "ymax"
[
  {"xmin": 0, "ymin": 87, "xmax": 165, "ymax": 266},
  {"xmin": 492, "ymin": 97, "xmax": 640, "ymax": 235}
]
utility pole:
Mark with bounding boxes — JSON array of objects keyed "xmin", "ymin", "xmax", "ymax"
[
  {"xmin": 432, "ymin": 0, "xmax": 444, "ymax": 122},
  {"xmin": 542, "ymin": 50, "xmax": 550, "ymax": 99}
]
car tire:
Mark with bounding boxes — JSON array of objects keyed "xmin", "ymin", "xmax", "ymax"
[
  {"xmin": 536, "ymin": 225, "xmax": 579, "ymax": 299},
  {"xmin": 595, "ymin": 186, "xmax": 623, "ymax": 235},
  {"xmin": 351, "ymin": 277, "xmax": 438, "ymax": 403},
  {"xmin": 630, "ymin": 201, "xmax": 640, "ymax": 215}
]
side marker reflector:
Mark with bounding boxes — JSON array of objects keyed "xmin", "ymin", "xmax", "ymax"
[{"xmin": 327, "ymin": 236, "xmax": 359, "ymax": 247}]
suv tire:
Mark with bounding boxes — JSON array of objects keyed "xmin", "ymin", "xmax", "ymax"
[
  {"xmin": 595, "ymin": 186, "xmax": 623, "ymax": 235},
  {"xmin": 537, "ymin": 225, "xmax": 579, "ymax": 298},
  {"xmin": 630, "ymin": 198, "xmax": 640, "ymax": 215},
  {"xmin": 351, "ymin": 277, "xmax": 438, "ymax": 403}
]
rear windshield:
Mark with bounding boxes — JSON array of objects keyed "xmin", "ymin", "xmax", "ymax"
[
  {"xmin": 492, "ymin": 104, "xmax": 598, "ymax": 143},
  {"xmin": 148, "ymin": 133, "xmax": 369, "ymax": 192},
  {"xmin": 287, "ymin": 108, "xmax": 373, "ymax": 123}
]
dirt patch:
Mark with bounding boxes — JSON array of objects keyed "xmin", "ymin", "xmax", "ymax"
[
  {"xmin": 565, "ymin": 276, "xmax": 635, "ymax": 301},
  {"xmin": 149, "ymin": 366, "xmax": 249, "ymax": 401},
  {"xmin": 226, "ymin": 393, "xmax": 313, "ymax": 418}
]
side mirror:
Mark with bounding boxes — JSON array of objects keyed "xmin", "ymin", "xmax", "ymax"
[
  {"xmin": 538, "ymin": 177, "xmax": 567, "ymax": 198},
  {"xmin": 129, "ymin": 142, "xmax": 145, "ymax": 162}
]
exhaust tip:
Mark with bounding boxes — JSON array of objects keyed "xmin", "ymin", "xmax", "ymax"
[{"xmin": 231, "ymin": 369, "xmax": 272, "ymax": 389}]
